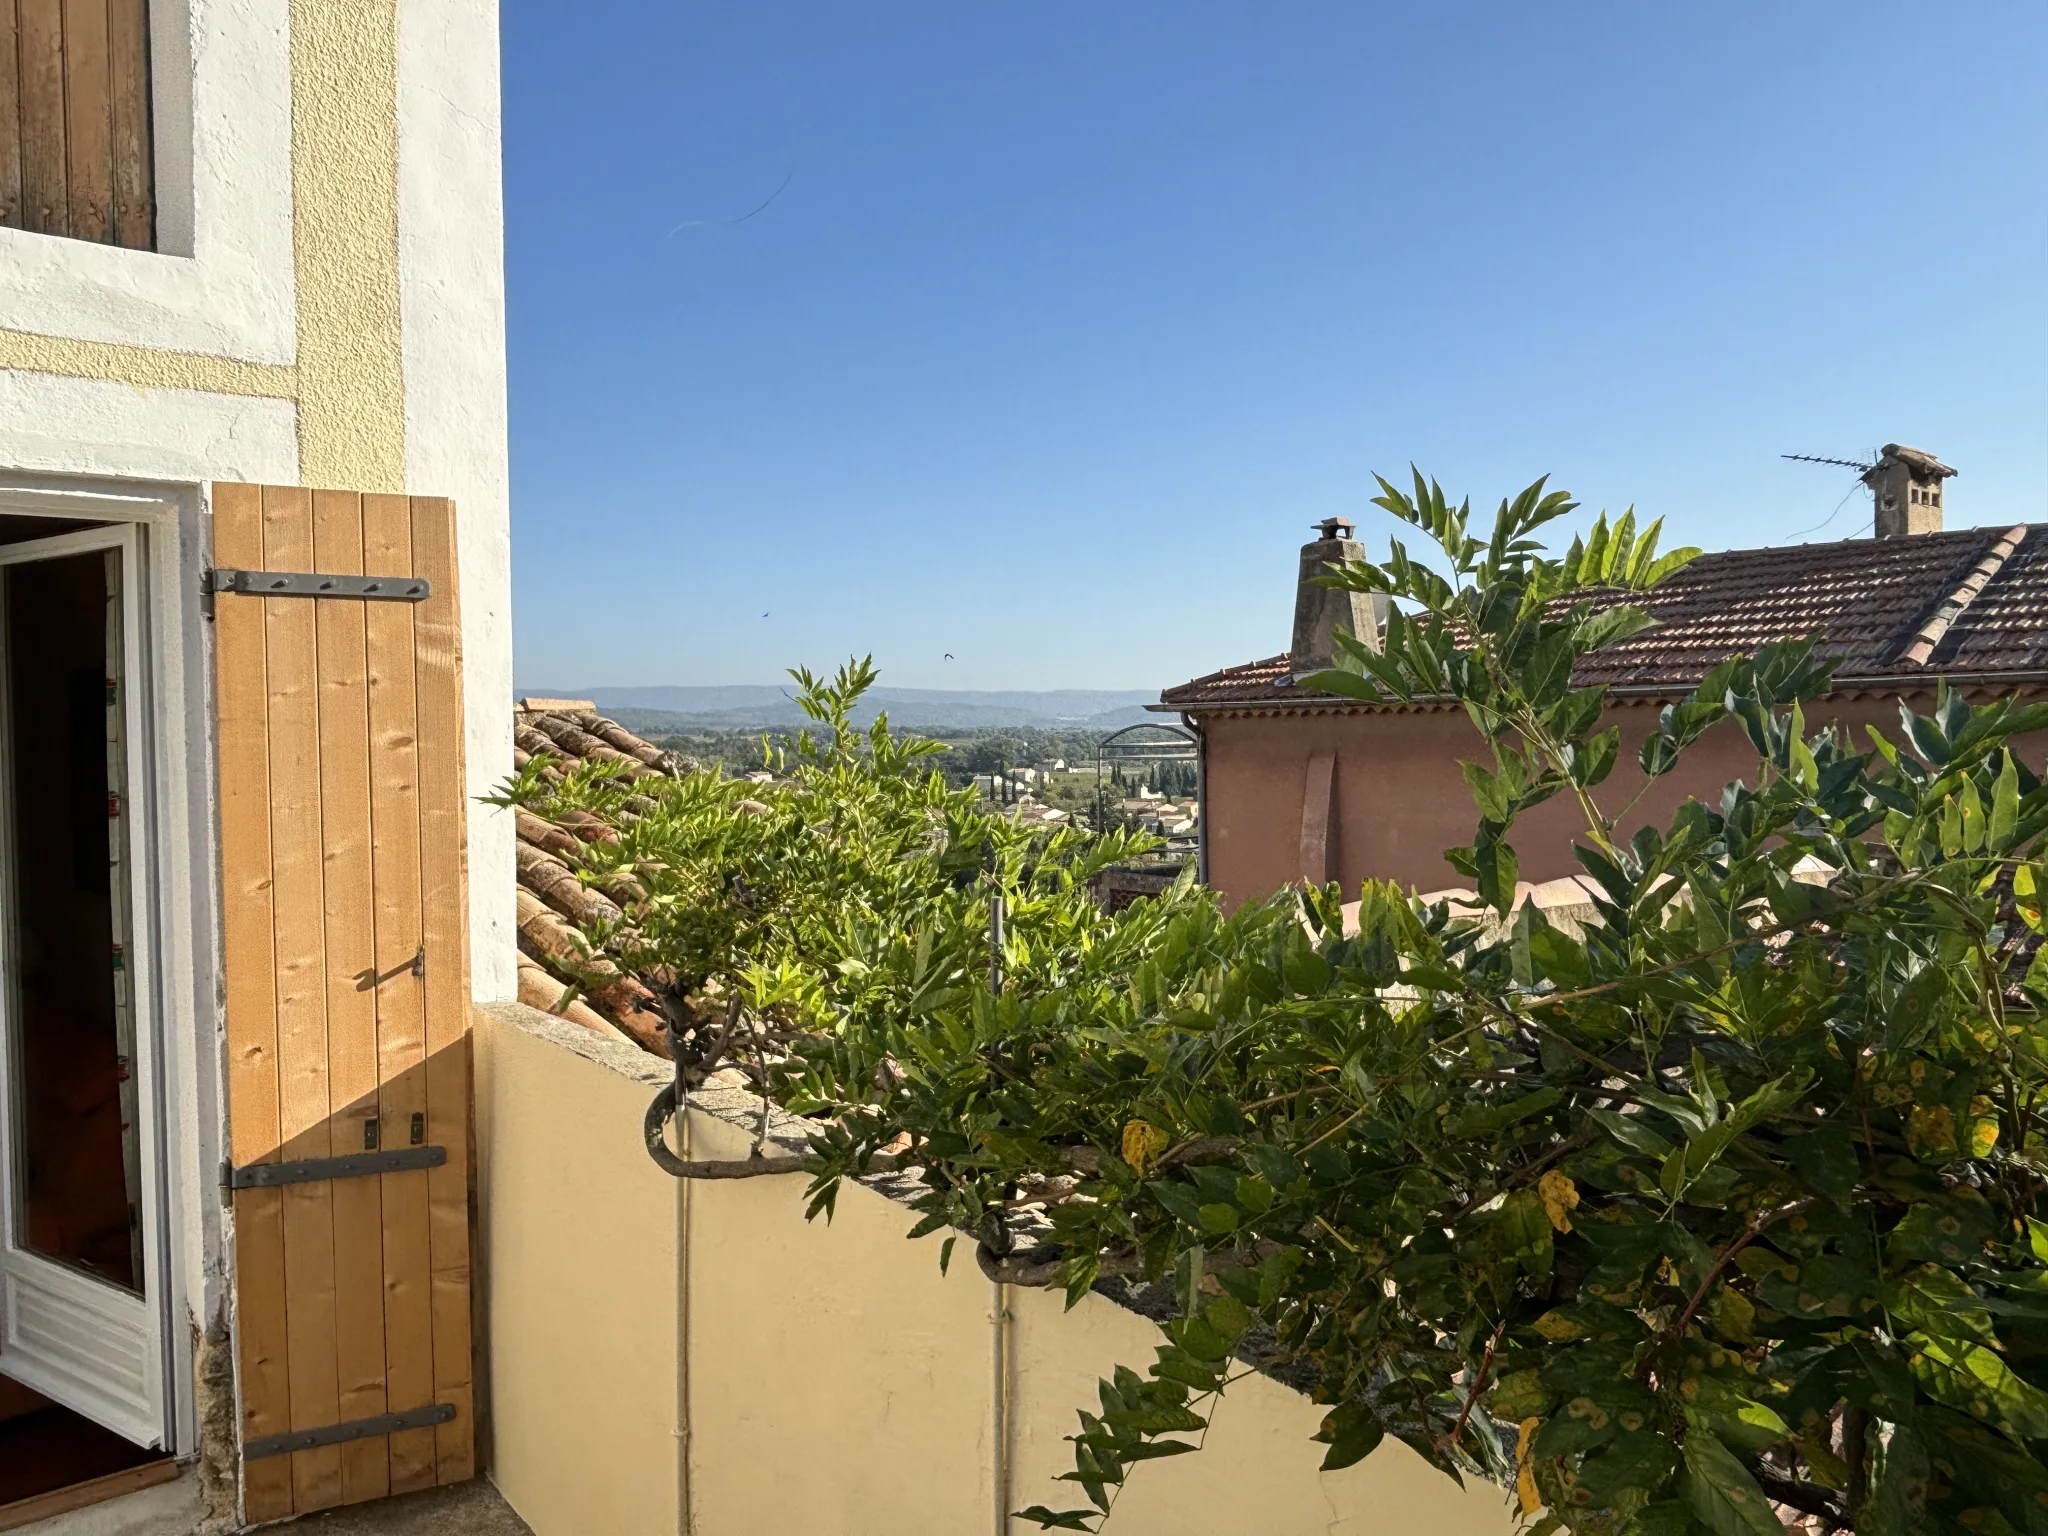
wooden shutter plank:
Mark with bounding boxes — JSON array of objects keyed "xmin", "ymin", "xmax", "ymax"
[
  {"xmin": 1, "ymin": 0, "xmax": 23, "ymax": 227},
  {"xmin": 261, "ymin": 487, "xmax": 345, "ymax": 1514},
  {"xmin": 362, "ymin": 493, "xmax": 436, "ymax": 1495},
  {"xmin": 15, "ymin": 0, "xmax": 64, "ymax": 235},
  {"xmin": 410, "ymin": 497, "xmax": 474, "ymax": 1482},
  {"xmin": 311, "ymin": 490, "xmax": 391, "ymax": 1506},
  {"xmin": 57, "ymin": 0, "xmax": 108, "ymax": 241},
  {"xmin": 214, "ymin": 484, "xmax": 295, "ymax": 1526},
  {"xmin": 106, "ymin": 0, "xmax": 149, "ymax": 247}
]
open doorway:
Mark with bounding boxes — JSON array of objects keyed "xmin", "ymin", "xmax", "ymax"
[{"xmin": 0, "ymin": 518, "xmax": 173, "ymax": 1521}]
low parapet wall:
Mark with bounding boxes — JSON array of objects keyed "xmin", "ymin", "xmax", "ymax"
[{"xmin": 474, "ymin": 1000, "xmax": 1515, "ymax": 1535}]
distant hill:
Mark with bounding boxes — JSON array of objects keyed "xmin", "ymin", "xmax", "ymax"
[{"xmin": 524, "ymin": 685, "xmax": 1162, "ymax": 734}]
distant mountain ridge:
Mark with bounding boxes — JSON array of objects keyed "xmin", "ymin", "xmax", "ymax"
[{"xmin": 521, "ymin": 684, "xmax": 1163, "ymax": 733}]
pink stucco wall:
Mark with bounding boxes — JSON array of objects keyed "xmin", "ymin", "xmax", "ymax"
[{"xmin": 1198, "ymin": 691, "xmax": 2046, "ymax": 908}]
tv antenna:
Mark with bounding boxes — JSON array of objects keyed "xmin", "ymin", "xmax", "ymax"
[
  {"xmin": 1777, "ymin": 450, "xmax": 1883, "ymax": 541},
  {"xmin": 1782, "ymin": 452, "xmax": 1878, "ymax": 474}
]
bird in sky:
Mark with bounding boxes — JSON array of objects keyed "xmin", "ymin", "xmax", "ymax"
[{"xmin": 944, "ymin": 653, "xmax": 955, "ymax": 660}]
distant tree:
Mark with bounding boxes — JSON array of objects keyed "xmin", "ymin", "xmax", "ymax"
[{"xmin": 960, "ymin": 736, "xmax": 1018, "ymax": 776}]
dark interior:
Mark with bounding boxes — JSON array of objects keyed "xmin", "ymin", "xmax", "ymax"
[
  {"xmin": 0, "ymin": 534, "xmax": 165, "ymax": 1504},
  {"xmin": 6, "ymin": 551, "xmax": 133, "ymax": 1291},
  {"xmin": 0, "ymin": 1375, "xmax": 160, "ymax": 1510},
  {"xmin": 0, "ymin": 516, "xmax": 96, "ymax": 549}
]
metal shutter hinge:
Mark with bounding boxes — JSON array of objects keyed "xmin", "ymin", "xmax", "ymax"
[
  {"xmin": 203, "ymin": 567, "xmax": 430, "ymax": 619},
  {"xmin": 244, "ymin": 1403, "xmax": 457, "ymax": 1459},
  {"xmin": 227, "ymin": 1145, "xmax": 447, "ymax": 1190}
]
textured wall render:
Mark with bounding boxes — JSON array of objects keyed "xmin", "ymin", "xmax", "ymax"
[
  {"xmin": 287, "ymin": 0, "xmax": 407, "ymax": 490},
  {"xmin": 0, "ymin": 373, "xmax": 298, "ymax": 484},
  {"xmin": 397, "ymin": 0, "xmax": 515, "ymax": 1002},
  {"xmin": 0, "ymin": 329, "xmax": 296, "ymax": 396}
]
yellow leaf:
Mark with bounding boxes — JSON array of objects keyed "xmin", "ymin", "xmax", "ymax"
[
  {"xmin": 1515, "ymin": 1417, "xmax": 1542, "ymax": 1515},
  {"xmin": 2016, "ymin": 863, "xmax": 2045, "ymax": 933},
  {"xmin": 1122, "ymin": 1120, "xmax": 1169, "ymax": 1174},
  {"xmin": 1909, "ymin": 1104, "xmax": 1958, "ymax": 1160},
  {"xmin": 1538, "ymin": 1169, "xmax": 1580, "ymax": 1234},
  {"xmin": 1971, "ymin": 1116, "xmax": 2000, "ymax": 1159},
  {"xmin": 1711, "ymin": 1287, "xmax": 1757, "ymax": 1342}
]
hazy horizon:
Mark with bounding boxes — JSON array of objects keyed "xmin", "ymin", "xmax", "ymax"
[
  {"xmin": 519, "ymin": 683, "xmax": 1170, "ymax": 733},
  {"xmin": 517, "ymin": 683, "xmax": 1164, "ymax": 702}
]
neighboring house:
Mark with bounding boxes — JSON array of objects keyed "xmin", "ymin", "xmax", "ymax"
[
  {"xmin": 1160, "ymin": 449, "xmax": 2048, "ymax": 908},
  {"xmin": 0, "ymin": 3, "xmax": 511, "ymax": 1531}
]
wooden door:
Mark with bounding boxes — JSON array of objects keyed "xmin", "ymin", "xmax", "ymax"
[{"xmin": 212, "ymin": 485, "xmax": 473, "ymax": 1522}]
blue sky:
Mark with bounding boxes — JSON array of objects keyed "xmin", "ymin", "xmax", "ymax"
[{"xmin": 503, "ymin": 2, "xmax": 2047, "ymax": 693}]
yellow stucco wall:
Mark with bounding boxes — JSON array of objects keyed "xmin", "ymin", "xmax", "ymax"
[
  {"xmin": 684, "ymin": 1115, "xmax": 995, "ymax": 1531},
  {"xmin": 0, "ymin": 329, "xmax": 296, "ymax": 397},
  {"xmin": 477, "ymin": 1003, "xmax": 1519, "ymax": 1536},
  {"xmin": 0, "ymin": 0, "xmax": 407, "ymax": 489},
  {"xmin": 475, "ymin": 1006, "xmax": 681, "ymax": 1536}
]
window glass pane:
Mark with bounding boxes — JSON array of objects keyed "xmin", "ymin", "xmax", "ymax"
[{"xmin": 3, "ymin": 550, "xmax": 139, "ymax": 1293}]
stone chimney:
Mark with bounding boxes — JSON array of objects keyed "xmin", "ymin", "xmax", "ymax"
[
  {"xmin": 1864, "ymin": 444, "xmax": 1955, "ymax": 538},
  {"xmin": 1290, "ymin": 518, "xmax": 1385, "ymax": 680}
]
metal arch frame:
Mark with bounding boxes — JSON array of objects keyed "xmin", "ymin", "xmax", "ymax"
[
  {"xmin": 1093, "ymin": 722, "xmax": 1198, "ymax": 806},
  {"xmin": 1093, "ymin": 723, "xmax": 1202, "ymax": 873},
  {"xmin": 1092, "ymin": 721, "xmax": 1196, "ymax": 772}
]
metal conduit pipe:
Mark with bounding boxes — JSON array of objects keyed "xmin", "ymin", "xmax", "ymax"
[
  {"xmin": 992, "ymin": 1278, "xmax": 1012, "ymax": 1535},
  {"xmin": 675, "ymin": 1091, "xmax": 693, "ymax": 1536},
  {"xmin": 990, "ymin": 887, "xmax": 1011, "ymax": 1534}
]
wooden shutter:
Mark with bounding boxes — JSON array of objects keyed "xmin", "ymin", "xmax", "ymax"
[
  {"xmin": 1, "ymin": 0, "xmax": 155, "ymax": 243},
  {"xmin": 212, "ymin": 485, "xmax": 474, "ymax": 1521}
]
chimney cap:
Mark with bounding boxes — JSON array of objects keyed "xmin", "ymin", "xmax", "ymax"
[
  {"xmin": 1876, "ymin": 444, "xmax": 1958, "ymax": 481},
  {"xmin": 1311, "ymin": 517, "xmax": 1356, "ymax": 541}
]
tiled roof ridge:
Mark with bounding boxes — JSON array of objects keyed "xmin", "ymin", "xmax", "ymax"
[
  {"xmin": 1164, "ymin": 523, "xmax": 2048, "ymax": 707},
  {"xmin": 1895, "ymin": 523, "xmax": 2030, "ymax": 668}
]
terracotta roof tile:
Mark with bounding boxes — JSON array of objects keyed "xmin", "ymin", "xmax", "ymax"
[
  {"xmin": 508, "ymin": 705, "xmax": 688, "ymax": 1053},
  {"xmin": 1162, "ymin": 526, "xmax": 2043, "ymax": 709}
]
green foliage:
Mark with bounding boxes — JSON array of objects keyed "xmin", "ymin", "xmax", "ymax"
[
  {"xmin": 506, "ymin": 479, "xmax": 2048, "ymax": 1535},
  {"xmin": 496, "ymin": 656, "xmax": 1162, "ymax": 1104}
]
